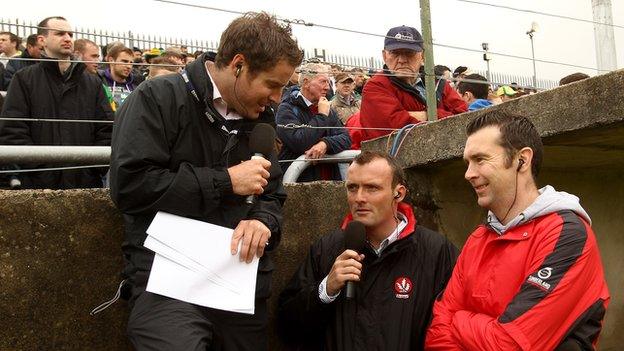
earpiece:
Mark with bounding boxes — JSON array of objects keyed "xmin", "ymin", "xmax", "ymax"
[
  {"xmin": 394, "ymin": 192, "xmax": 401, "ymax": 199},
  {"xmin": 235, "ymin": 64, "xmax": 242, "ymax": 77},
  {"xmin": 517, "ymin": 159, "xmax": 524, "ymax": 172}
]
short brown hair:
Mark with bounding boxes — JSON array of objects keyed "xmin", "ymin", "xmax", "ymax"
[
  {"xmin": 215, "ymin": 12, "xmax": 303, "ymax": 75},
  {"xmin": 74, "ymin": 38, "xmax": 98, "ymax": 54},
  {"xmin": 466, "ymin": 110, "xmax": 543, "ymax": 180},
  {"xmin": 107, "ymin": 45, "xmax": 133, "ymax": 60},
  {"xmin": 0, "ymin": 32, "xmax": 21, "ymax": 50},
  {"xmin": 352, "ymin": 151, "xmax": 406, "ymax": 188},
  {"xmin": 150, "ymin": 56, "xmax": 180, "ymax": 72}
]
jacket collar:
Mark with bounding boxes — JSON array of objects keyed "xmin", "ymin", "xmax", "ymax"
[
  {"xmin": 40, "ymin": 54, "xmax": 85, "ymax": 82},
  {"xmin": 340, "ymin": 202, "xmax": 417, "ymax": 240},
  {"xmin": 184, "ymin": 52, "xmax": 276, "ymax": 129}
]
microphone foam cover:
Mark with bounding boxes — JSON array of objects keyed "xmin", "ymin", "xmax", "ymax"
[
  {"xmin": 344, "ymin": 220, "xmax": 367, "ymax": 253},
  {"xmin": 248, "ymin": 123, "xmax": 276, "ymax": 157}
]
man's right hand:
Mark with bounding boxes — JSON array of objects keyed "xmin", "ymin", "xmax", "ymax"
[
  {"xmin": 317, "ymin": 97, "xmax": 331, "ymax": 116},
  {"xmin": 227, "ymin": 158, "xmax": 271, "ymax": 196},
  {"xmin": 326, "ymin": 249, "xmax": 365, "ymax": 296},
  {"xmin": 408, "ymin": 111, "xmax": 427, "ymax": 122}
]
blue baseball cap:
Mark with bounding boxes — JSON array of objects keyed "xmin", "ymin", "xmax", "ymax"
[{"xmin": 384, "ymin": 26, "xmax": 423, "ymax": 52}]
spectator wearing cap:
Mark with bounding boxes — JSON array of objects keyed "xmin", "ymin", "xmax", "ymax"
[
  {"xmin": 276, "ymin": 62, "xmax": 351, "ymax": 182},
  {"xmin": 331, "ymin": 72, "xmax": 361, "ymax": 123},
  {"xmin": 457, "ymin": 73, "xmax": 493, "ymax": 111},
  {"xmin": 452, "ymin": 66, "xmax": 472, "ymax": 85},
  {"xmin": 359, "ymin": 25, "xmax": 467, "ymax": 142},
  {"xmin": 496, "ymin": 85, "xmax": 517, "ymax": 102}
]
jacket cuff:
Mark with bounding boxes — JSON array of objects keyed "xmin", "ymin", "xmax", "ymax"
[{"xmin": 196, "ymin": 167, "xmax": 233, "ymax": 203}]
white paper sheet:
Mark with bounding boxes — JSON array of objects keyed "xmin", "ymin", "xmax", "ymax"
[{"xmin": 144, "ymin": 212, "xmax": 258, "ymax": 314}]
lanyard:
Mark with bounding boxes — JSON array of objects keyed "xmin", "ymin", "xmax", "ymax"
[{"xmin": 180, "ymin": 69, "xmax": 235, "ymax": 136}]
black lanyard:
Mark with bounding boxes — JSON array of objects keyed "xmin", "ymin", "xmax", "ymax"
[{"xmin": 180, "ymin": 69, "xmax": 235, "ymax": 137}]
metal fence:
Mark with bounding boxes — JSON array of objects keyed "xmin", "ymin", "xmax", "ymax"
[
  {"xmin": 0, "ymin": 17, "xmax": 219, "ymax": 53},
  {"xmin": 1, "ymin": 17, "xmax": 557, "ymax": 89}
]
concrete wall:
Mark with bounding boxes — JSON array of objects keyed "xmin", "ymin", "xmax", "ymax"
[{"xmin": 0, "ymin": 184, "xmax": 349, "ymax": 350}]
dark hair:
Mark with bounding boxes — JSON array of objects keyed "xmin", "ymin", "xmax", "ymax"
[
  {"xmin": 74, "ymin": 38, "xmax": 98, "ymax": 53},
  {"xmin": 26, "ymin": 34, "xmax": 38, "ymax": 47},
  {"xmin": 215, "ymin": 12, "xmax": 303, "ymax": 75},
  {"xmin": 193, "ymin": 50, "xmax": 204, "ymax": 58},
  {"xmin": 457, "ymin": 73, "xmax": 489, "ymax": 99},
  {"xmin": 559, "ymin": 72, "xmax": 590, "ymax": 86},
  {"xmin": 107, "ymin": 45, "xmax": 133, "ymax": 60},
  {"xmin": 0, "ymin": 32, "xmax": 21, "ymax": 50},
  {"xmin": 434, "ymin": 65, "xmax": 451, "ymax": 78},
  {"xmin": 466, "ymin": 110, "xmax": 543, "ymax": 180},
  {"xmin": 353, "ymin": 151, "xmax": 406, "ymax": 188},
  {"xmin": 37, "ymin": 16, "xmax": 67, "ymax": 36}
]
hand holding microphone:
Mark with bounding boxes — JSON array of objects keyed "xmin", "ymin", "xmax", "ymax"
[
  {"xmin": 326, "ymin": 221, "xmax": 366, "ymax": 298},
  {"xmin": 227, "ymin": 123, "xmax": 275, "ymax": 201}
]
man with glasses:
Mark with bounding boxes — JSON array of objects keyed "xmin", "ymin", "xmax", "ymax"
[{"xmin": 359, "ymin": 25, "xmax": 467, "ymax": 142}]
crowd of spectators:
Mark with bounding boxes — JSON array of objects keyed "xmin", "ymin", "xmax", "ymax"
[{"xmin": 0, "ymin": 19, "xmax": 595, "ymax": 187}]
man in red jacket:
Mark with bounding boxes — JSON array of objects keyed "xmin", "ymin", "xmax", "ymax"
[
  {"xmin": 359, "ymin": 25, "xmax": 467, "ymax": 142},
  {"xmin": 425, "ymin": 110, "xmax": 610, "ymax": 350}
]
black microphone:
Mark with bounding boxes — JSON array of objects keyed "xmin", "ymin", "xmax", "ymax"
[
  {"xmin": 344, "ymin": 220, "xmax": 366, "ymax": 299},
  {"xmin": 246, "ymin": 123, "xmax": 276, "ymax": 205}
]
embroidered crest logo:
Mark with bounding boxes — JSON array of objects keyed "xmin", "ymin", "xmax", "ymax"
[{"xmin": 394, "ymin": 277, "xmax": 413, "ymax": 299}]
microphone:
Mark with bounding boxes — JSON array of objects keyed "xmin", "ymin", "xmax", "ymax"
[
  {"xmin": 344, "ymin": 220, "xmax": 366, "ymax": 299},
  {"xmin": 246, "ymin": 123, "xmax": 276, "ymax": 205}
]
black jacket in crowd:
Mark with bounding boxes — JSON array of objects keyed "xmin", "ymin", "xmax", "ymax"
[
  {"xmin": 0, "ymin": 58, "xmax": 113, "ymax": 189},
  {"xmin": 278, "ymin": 203, "xmax": 458, "ymax": 351},
  {"xmin": 2, "ymin": 49, "xmax": 38, "ymax": 90},
  {"xmin": 110, "ymin": 53, "xmax": 286, "ymax": 302},
  {"xmin": 276, "ymin": 86, "xmax": 351, "ymax": 182}
]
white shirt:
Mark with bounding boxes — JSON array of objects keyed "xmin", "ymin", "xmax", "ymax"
[
  {"xmin": 297, "ymin": 90, "xmax": 314, "ymax": 107},
  {"xmin": 205, "ymin": 62, "xmax": 242, "ymax": 121},
  {"xmin": 318, "ymin": 213, "xmax": 409, "ymax": 303}
]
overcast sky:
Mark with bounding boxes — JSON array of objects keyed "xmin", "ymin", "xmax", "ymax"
[{"xmin": 2, "ymin": 0, "xmax": 623, "ymax": 83}]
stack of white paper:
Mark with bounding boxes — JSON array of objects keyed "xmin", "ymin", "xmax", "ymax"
[{"xmin": 144, "ymin": 211, "xmax": 258, "ymax": 314}]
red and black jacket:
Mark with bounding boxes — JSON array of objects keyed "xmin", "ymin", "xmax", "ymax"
[
  {"xmin": 278, "ymin": 203, "xmax": 458, "ymax": 350},
  {"xmin": 425, "ymin": 210, "xmax": 610, "ymax": 350}
]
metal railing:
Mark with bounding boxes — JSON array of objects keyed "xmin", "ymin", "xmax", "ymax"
[{"xmin": 282, "ymin": 150, "xmax": 361, "ymax": 183}]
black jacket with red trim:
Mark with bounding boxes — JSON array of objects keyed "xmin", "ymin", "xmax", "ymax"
[
  {"xmin": 425, "ymin": 186, "xmax": 610, "ymax": 351},
  {"xmin": 278, "ymin": 203, "xmax": 458, "ymax": 351}
]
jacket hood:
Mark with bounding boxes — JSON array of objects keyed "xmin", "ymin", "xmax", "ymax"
[
  {"xmin": 488, "ymin": 185, "xmax": 592, "ymax": 234},
  {"xmin": 100, "ymin": 67, "xmax": 136, "ymax": 87},
  {"xmin": 281, "ymin": 85, "xmax": 301, "ymax": 103},
  {"xmin": 340, "ymin": 202, "xmax": 417, "ymax": 240}
]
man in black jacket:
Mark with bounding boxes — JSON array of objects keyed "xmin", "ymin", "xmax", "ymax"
[
  {"xmin": 276, "ymin": 62, "xmax": 351, "ymax": 182},
  {"xmin": 278, "ymin": 151, "xmax": 458, "ymax": 350},
  {"xmin": 110, "ymin": 12, "xmax": 303, "ymax": 351},
  {"xmin": 0, "ymin": 16, "xmax": 113, "ymax": 189}
]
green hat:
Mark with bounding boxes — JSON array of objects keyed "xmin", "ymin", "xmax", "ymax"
[
  {"xmin": 496, "ymin": 85, "xmax": 517, "ymax": 97},
  {"xmin": 144, "ymin": 48, "xmax": 163, "ymax": 58}
]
